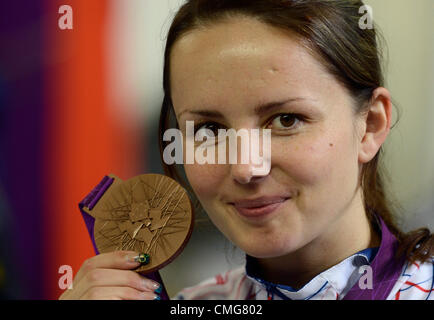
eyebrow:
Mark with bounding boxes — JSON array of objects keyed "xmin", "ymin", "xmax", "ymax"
[
  {"xmin": 254, "ymin": 97, "xmax": 309, "ymax": 115},
  {"xmin": 177, "ymin": 97, "xmax": 310, "ymax": 120}
]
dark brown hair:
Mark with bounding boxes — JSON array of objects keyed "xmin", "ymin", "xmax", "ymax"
[{"xmin": 158, "ymin": 0, "xmax": 433, "ymax": 264}]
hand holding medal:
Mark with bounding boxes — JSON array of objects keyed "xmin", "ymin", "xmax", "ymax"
[{"xmin": 59, "ymin": 174, "xmax": 194, "ymax": 300}]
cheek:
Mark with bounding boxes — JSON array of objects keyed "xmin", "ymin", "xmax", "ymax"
[
  {"xmin": 184, "ymin": 163, "xmax": 227, "ymax": 201},
  {"xmin": 274, "ymin": 128, "xmax": 358, "ymax": 188}
]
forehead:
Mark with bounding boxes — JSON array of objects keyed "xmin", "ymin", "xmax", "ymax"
[{"xmin": 170, "ymin": 17, "xmax": 333, "ymax": 113}]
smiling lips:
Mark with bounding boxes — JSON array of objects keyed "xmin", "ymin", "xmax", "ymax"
[{"xmin": 230, "ymin": 196, "xmax": 290, "ymax": 218}]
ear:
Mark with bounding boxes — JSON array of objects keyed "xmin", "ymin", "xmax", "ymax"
[{"xmin": 358, "ymin": 87, "xmax": 392, "ymax": 163}]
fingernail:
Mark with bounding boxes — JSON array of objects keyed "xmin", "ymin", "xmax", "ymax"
[
  {"xmin": 133, "ymin": 253, "xmax": 150, "ymax": 265},
  {"xmin": 154, "ymin": 295, "xmax": 161, "ymax": 300},
  {"xmin": 154, "ymin": 285, "xmax": 162, "ymax": 295},
  {"xmin": 126, "ymin": 252, "xmax": 141, "ymax": 263},
  {"xmin": 142, "ymin": 279, "xmax": 160, "ymax": 292}
]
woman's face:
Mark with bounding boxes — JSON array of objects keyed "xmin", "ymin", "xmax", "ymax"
[{"xmin": 170, "ymin": 17, "xmax": 366, "ymax": 258}]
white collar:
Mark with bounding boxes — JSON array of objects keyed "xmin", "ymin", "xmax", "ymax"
[{"xmin": 245, "ymin": 247, "xmax": 378, "ymax": 300}]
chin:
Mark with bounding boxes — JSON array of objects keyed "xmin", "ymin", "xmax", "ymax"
[{"xmin": 239, "ymin": 235, "xmax": 299, "ymax": 259}]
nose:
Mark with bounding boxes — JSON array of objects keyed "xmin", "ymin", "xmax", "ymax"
[
  {"xmin": 231, "ymin": 163, "xmax": 268, "ymax": 184},
  {"xmin": 229, "ymin": 128, "xmax": 271, "ymax": 184}
]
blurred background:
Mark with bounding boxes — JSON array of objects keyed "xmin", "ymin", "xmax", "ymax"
[{"xmin": 0, "ymin": 0, "xmax": 432, "ymax": 299}]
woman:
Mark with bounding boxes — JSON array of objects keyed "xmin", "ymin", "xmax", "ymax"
[{"xmin": 60, "ymin": 0, "xmax": 434, "ymax": 300}]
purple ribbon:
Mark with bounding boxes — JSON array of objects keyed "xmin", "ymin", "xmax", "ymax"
[
  {"xmin": 78, "ymin": 175, "xmax": 170, "ymax": 300},
  {"xmin": 343, "ymin": 216, "xmax": 406, "ymax": 300}
]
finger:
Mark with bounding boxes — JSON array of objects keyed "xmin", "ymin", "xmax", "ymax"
[
  {"xmin": 74, "ymin": 251, "xmax": 141, "ymax": 284},
  {"xmin": 80, "ymin": 286, "xmax": 160, "ymax": 300},
  {"xmin": 72, "ymin": 268, "xmax": 161, "ymax": 299}
]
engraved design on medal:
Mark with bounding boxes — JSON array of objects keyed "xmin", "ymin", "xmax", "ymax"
[{"xmin": 88, "ymin": 174, "xmax": 193, "ymax": 273}]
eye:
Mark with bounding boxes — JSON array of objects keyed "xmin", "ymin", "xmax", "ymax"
[
  {"xmin": 267, "ymin": 113, "xmax": 302, "ymax": 130},
  {"xmin": 194, "ymin": 122, "xmax": 222, "ymax": 137}
]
